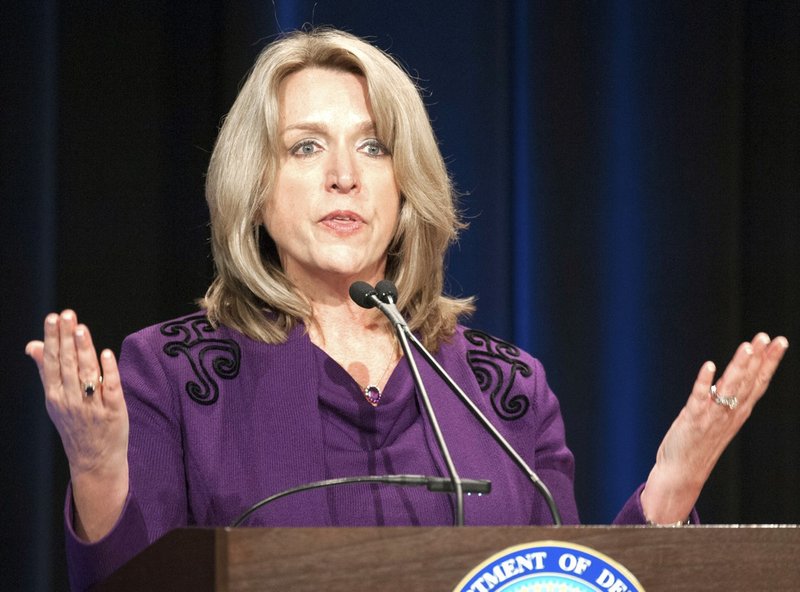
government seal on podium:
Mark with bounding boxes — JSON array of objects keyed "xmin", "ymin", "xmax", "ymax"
[{"xmin": 454, "ymin": 541, "xmax": 645, "ymax": 592}]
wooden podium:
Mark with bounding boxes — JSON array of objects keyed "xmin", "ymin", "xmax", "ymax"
[{"xmin": 93, "ymin": 525, "xmax": 800, "ymax": 591}]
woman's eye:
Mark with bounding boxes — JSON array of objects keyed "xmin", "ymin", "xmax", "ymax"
[
  {"xmin": 291, "ymin": 140, "xmax": 320, "ymax": 156},
  {"xmin": 361, "ymin": 139, "xmax": 389, "ymax": 157}
]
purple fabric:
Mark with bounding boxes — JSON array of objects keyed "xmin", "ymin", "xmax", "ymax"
[{"xmin": 65, "ymin": 314, "xmax": 652, "ymax": 591}]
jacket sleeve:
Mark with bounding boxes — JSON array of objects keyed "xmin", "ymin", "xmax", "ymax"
[
  {"xmin": 517, "ymin": 354, "xmax": 699, "ymax": 527},
  {"xmin": 525, "ymin": 357, "xmax": 581, "ymax": 525},
  {"xmin": 65, "ymin": 326, "xmax": 189, "ymax": 591},
  {"xmin": 613, "ymin": 483, "xmax": 700, "ymax": 525},
  {"xmin": 452, "ymin": 328, "xmax": 581, "ymax": 526}
]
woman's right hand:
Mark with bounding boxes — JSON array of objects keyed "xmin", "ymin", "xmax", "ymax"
[{"xmin": 26, "ymin": 310, "xmax": 130, "ymax": 542}]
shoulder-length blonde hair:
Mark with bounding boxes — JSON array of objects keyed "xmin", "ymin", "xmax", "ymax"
[{"xmin": 201, "ymin": 27, "xmax": 473, "ymax": 351}]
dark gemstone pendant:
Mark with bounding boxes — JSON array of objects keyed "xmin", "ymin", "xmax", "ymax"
[{"xmin": 364, "ymin": 385, "xmax": 382, "ymax": 407}]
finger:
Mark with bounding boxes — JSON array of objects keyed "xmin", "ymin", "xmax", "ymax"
[
  {"xmin": 25, "ymin": 340, "xmax": 44, "ymax": 367},
  {"xmin": 58, "ymin": 310, "xmax": 81, "ymax": 399},
  {"xmin": 752, "ymin": 336, "xmax": 789, "ymax": 395},
  {"xmin": 749, "ymin": 332, "xmax": 770, "ymax": 358},
  {"xmin": 74, "ymin": 324, "xmax": 102, "ymax": 402},
  {"xmin": 99, "ymin": 349, "xmax": 124, "ymax": 410},
  {"xmin": 42, "ymin": 313, "xmax": 63, "ymax": 391},
  {"xmin": 728, "ymin": 332, "xmax": 769, "ymax": 401},
  {"xmin": 691, "ymin": 361, "xmax": 717, "ymax": 404},
  {"xmin": 741, "ymin": 333, "xmax": 771, "ymax": 400},
  {"xmin": 25, "ymin": 340, "xmax": 47, "ymax": 382},
  {"xmin": 715, "ymin": 340, "xmax": 754, "ymax": 399}
]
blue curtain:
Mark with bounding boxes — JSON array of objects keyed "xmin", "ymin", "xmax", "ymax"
[
  {"xmin": 1, "ymin": 3, "xmax": 59, "ymax": 590},
  {"xmin": 3, "ymin": 1, "xmax": 798, "ymax": 588}
]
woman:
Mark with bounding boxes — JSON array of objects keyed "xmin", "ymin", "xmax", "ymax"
[{"xmin": 26, "ymin": 28, "xmax": 788, "ymax": 591}]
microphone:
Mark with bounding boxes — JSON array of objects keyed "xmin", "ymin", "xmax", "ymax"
[
  {"xmin": 351, "ymin": 280, "xmax": 407, "ymax": 327},
  {"xmin": 364, "ymin": 279, "xmax": 563, "ymax": 526},
  {"xmin": 375, "ymin": 279, "xmax": 398, "ymax": 303},
  {"xmin": 349, "ymin": 281, "xmax": 378, "ymax": 308},
  {"xmin": 230, "ymin": 475, "xmax": 491, "ymax": 527},
  {"xmin": 351, "ymin": 280, "xmax": 468, "ymax": 526}
]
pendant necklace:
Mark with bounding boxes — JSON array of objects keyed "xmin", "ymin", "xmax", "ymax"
[{"xmin": 362, "ymin": 348, "xmax": 396, "ymax": 407}]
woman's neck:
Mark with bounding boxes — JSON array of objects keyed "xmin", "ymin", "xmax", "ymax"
[
  {"xmin": 307, "ymin": 297, "xmax": 387, "ymax": 349},
  {"xmin": 295, "ymin": 273, "xmax": 399, "ymax": 393},
  {"xmin": 286, "ymin": 262, "xmax": 391, "ymax": 346}
]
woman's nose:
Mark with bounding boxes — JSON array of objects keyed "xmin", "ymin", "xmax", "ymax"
[{"xmin": 326, "ymin": 150, "xmax": 358, "ymax": 193}]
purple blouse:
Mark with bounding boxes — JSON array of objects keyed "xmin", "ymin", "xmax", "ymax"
[{"xmin": 64, "ymin": 313, "xmax": 652, "ymax": 591}]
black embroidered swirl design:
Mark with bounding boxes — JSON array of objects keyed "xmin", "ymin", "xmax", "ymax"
[
  {"xmin": 160, "ymin": 314, "xmax": 241, "ymax": 405},
  {"xmin": 464, "ymin": 329, "xmax": 532, "ymax": 421}
]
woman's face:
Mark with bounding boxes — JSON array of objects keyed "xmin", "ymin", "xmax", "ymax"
[{"xmin": 263, "ymin": 67, "xmax": 400, "ymax": 290}]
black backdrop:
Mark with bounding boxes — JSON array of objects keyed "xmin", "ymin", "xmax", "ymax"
[{"xmin": 2, "ymin": 2, "xmax": 798, "ymax": 590}]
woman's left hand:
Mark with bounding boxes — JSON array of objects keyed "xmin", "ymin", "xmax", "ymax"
[{"xmin": 640, "ymin": 332, "xmax": 789, "ymax": 524}]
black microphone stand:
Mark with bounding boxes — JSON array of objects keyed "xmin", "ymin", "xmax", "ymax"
[
  {"xmin": 351, "ymin": 282, "xmax": 468, "ymax": 527},
  {"xmin": 374, "ymin": 280, "xmax": 563, "ymax": 526}
]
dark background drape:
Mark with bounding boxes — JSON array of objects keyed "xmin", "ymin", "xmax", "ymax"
[{"xmin": 2, "ymin": 1, "xmax": 798, "ymax": 589}]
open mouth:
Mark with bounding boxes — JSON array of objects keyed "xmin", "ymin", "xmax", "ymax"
[{"xmin": 320, "ymin": 210, "xmax": 364, "ymax": 233}]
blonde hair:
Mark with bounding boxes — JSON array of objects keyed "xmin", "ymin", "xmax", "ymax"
[{"xmin": 201, "ymin": 28, "xmax": 473, "ymax": 351}]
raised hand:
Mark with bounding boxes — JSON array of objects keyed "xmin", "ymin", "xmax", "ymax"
[
  {"xmin": 641, "ymin": 333, "xmax": 789, "ymax": 524},
  {"xmin": 26, "ymin": 310, "xmax": 129, "ymax": 541}
]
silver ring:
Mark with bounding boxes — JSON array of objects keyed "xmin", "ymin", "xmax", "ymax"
[
  {"xmin": 81, "ymin": 375, "xmax": 103, "ymax": 397},
  {"xmin": 710, "ymin": 384, "xmax": 738, "ymax": 410}
]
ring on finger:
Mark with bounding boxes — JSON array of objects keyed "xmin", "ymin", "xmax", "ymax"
[
  {"xmin": 80, "ymin": 375, "xmax": 103, "ymax": 398},
  {"xmin": 709, "ymin": 384, "xmax": 738, "ymax": 410}
]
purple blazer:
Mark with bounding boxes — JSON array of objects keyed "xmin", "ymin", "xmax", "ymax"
[{"xmin": 64, "ymin": 313, "xmax": 652, "ymax": 591}]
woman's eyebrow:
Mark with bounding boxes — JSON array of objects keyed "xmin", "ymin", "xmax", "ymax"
[{"xmin": 281, "ymin": 120, "xmax": 377, "ymax": 135}]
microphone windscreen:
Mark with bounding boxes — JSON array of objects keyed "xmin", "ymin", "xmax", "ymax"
[
  {"xmin": 375, "ymin": 280, "xmax": 398, "ymax": 303},
  {"xmin": 349, "ymin": 281, "xmax": 377, "ymax": 308}
]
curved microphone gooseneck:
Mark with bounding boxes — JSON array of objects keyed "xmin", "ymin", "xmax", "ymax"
[
  {"xmin": 230, "ymin": 474, "xmax": 491, "ymax": 527},
  {"xmin": 349, "ymin": 281, "xmax": 468, "ymax": 527},
  {"xmin": 367, "ymin": 280, "xmax": 563, "ymax": 526}
]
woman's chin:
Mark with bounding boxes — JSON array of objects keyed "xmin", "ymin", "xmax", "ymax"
[{"xmin": 288, "ymin": 258, "xmax": 385, "ymax": 287}]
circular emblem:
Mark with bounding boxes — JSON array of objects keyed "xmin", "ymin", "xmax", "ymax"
[{"xmin": 453, "ymin": 541, "xmax": 645, "ymax": 592}]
